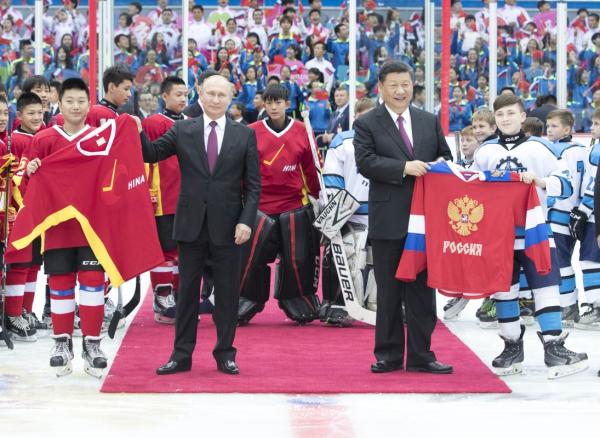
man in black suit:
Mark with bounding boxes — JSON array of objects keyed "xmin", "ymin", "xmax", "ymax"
[
  {"xmin": 137, "ymin": 75, "xmax": 261, "ymax": 375},
  {"xmin": 354, "ymin": 61, "xmax": 453, "ymax": 374},
  {"xmin": 321, "ymin": 87, "xmax": 350, "ymax": 147},
  {"xmin": 182, "ymin": 70, "xmax": 221, "ymax": 118}
]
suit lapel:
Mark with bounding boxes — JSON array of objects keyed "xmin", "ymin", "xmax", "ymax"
[
  {"xmin": 196, "ymin": 116, "xmax": 209, "ymax": 174},
  {"xmin": 409, "ymin": 106, "xmax": 420, "ymax": 158},
  {"xmin": 213, "ymin": 118, "xmax": 234, "ymax": 174},
  {"xmin": 375, "ymin": 105, "xmax": 412, "ymax": 159}
]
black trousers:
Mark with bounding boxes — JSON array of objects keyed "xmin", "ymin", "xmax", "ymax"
[
  {"xmin": 171, "ymin": 222, "xmax": 242, "ymax": 363},
  {"xmin": 371, "ymin": 238, "xmax": 437, "ymax": 367}
]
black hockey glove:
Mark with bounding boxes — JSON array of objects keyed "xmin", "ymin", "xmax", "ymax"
[{"xmin": 569, "ymin": 207, "xmax": 588, "ymax": 241}]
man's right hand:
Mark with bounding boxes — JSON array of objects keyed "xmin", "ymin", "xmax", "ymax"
[
  {"xmin": 404, "ymin": 160, "xmax": 430, "ymax": 177},
  {"xmin": 26, "ymin": 158, "xmax": 41, "ymax": 177}
]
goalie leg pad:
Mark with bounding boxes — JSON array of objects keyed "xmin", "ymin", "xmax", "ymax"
[
  {"xmin": 278, "ymin": 294, "xmax": 321, "ymax": 324},
  {"xmin": 277, "ymin": 206, "xmax": 320, "ymax": 300},
  {"xmin": 239, "ymin": 211, "xmax": 279, "ymax": 302}
]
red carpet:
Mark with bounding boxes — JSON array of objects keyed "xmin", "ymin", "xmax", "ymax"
[{"xmin": 101, "ymin": 289, "xmax": 510, "ymax": 394}]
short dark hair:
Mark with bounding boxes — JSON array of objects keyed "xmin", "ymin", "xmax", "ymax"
[
  {"xmin": 22, "ymin": 76, "xmax": 51, "ymax": 93},
  {"xmin": 59, "ymin": 77, "xmax": 90, "ymax": 101},
  {"xmin": 493, "ymin": 93, "xmax": 525, "ymax": 113},
  {"xmin": 0, "ymin": 95, "xmax": 8, "ymax": 106},
  {"xmin": 280, "ymin": 15, "xmax": 292, "ymax": 25},
  {"xmin": 17, "ymin": 92, "xmax": 43, "ymax": 112},
  {"xmin": 523, "ymin": 117, "xmax": 544, "ymax": 137},
  {"xmin": 119, "ymin": 12, "xmax": 133, "ymax": 27},
  {"xmin": 263, "ymin": 84, "xmax": 289, "ymax": 102},
  {"xmin": 378, "ymin": 61, "xmax": 414, "ymax": 83},
  {"xmin": 192, "ymin": 4, "xmax": 204, "ymax": 12},
  {"xmin": 129, "ymin": 1, "xmax": 142, "ymax": 13},
  {"xmin": 577, "ymin": 8, "xmax": 589, "ymax": 15},
  {"xmin": 547, "ymin": 109, "xmax": 575, "ymax": 128},
  {"xmin": 267, "ymin": 75, "xmax": 281, "ymax": 84},
  {"xmin": 309, "ymin": 8, "xmax": 321, "ymax": 17},
  {"xmin": 545, "ymin": 94, "xmax": 557, "ymax": 105},
  {"xmin": 102, "ymin": 65, "xmax": 134, "ymax": 92},
  {"xmin": 197, "ymin": 69, "xmax": 220, "ymax": 86},
  {"xmin": 413, "ymin": 84, "xmax": 425, "ymax": 95},
  {"xmin": 19, "ymin": 39, "xmax": 32, "ymax": 50},
  {"xmin": 537, "ymin": 1, "xmax": 549, "ymax": 9},
  {"xmin": 50, "ymin": 80, "xmax": 61, "ymax": 91},
  {"xmin": 500, "ymin": 86, "xmax": 516, "ymax": 95},
  {"xmin": 160, "ymin": 76, "xmax": 186, "ymax": 95},
  {"xmin": 591, "ymin": 13, "xmax": 600, "ymax": 21}
]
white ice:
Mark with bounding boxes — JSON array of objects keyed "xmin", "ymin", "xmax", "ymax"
[{"xmin": 2, "ymin": 271, "xmax": 600, "ymax": 438}]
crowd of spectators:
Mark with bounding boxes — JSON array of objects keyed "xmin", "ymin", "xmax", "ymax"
[{"xmin": 2, "ymin": 0, "xmax": 600, "ymax": 133}]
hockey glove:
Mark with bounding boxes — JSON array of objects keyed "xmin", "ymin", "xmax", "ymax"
[{"xmin": 569, "ymin": 207, "xmax": 588, "ymax": 241}]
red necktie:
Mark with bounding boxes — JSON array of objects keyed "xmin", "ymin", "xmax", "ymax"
[
  {"xmin": 207, "ymin": 120, "xmax": 218, "ymax": 173},
  {"xmin": 396, "ymin": 115, "xmax": 414, "ymax": 157}
]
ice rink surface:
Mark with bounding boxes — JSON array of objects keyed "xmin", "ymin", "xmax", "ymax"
[{"xmin": 2, "ymin": 274, "xmax": 600, "ymax": 438}]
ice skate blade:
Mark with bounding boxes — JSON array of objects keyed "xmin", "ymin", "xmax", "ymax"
[
  {"xmin": 492, "ymin": 363, "xmax": 523, "ymax": 376},
  {"xmin": 547, "ymin": 360, "xmax": 589, "ymax": 379},
  {"xmin": 12, "ymin": 334, "xmax": 38, "ymax": 342},
  {"xmin": 478, "ymin": 321, "xmax": 499, "ymax": 329},
  {"xmin": 53, "ymin": 361, "xmax": 73, "ymax": 377},
  {"xmin": 84, "ymin": 364, "xmax": 105, "ymax": 379},
  {"xmin": 561, "ymin": 320, "xmax": 575, "ymax": 328},
  {"xmin": 443, "ymin": 312, "xmax": 461, "ymax": 320},
  {"xmin": 574, "ymin": 322, "xmax": 600, "ymax": 331},
  {"xmin": 154, "ymin": 313, "xmax": 175, "ymax": 325}
]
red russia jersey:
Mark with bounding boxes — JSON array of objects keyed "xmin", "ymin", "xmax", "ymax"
[
  {"xmin": 28, "ymin": 124, "xmax": 94, "ymax": 251},
  {"xmin": 51, "ymin": 103, "xmax": 118, "ymax": 128},
  {"xmin": 7, "ymin": 116, "xmax": 163, "ymax": 285},
  {"xmin": 142, "ymin": 113, "xmax": 184, "ymax": 216},
  {"xmin": 250, "ymin": 119, "xmax": 321, "ymax": 215},
  {"xmin": 395, "ymin": 161, "xmax": 552, "ymax": 297}
]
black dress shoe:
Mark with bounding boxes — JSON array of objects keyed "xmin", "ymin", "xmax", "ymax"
[
  {"xmin": 156, "ymin": 359, "xmax": 192, "ymax": 375},
  {"xmin": 407, "ymin": 361, "xmax": 453, "ymax": 374},
  {"xmin": 371, "ymin": 359, "xmax": 404, "ymax": 373},
  {"xmin": 217, "ymin": 360, "xmax": 239, "ymax": 375}
]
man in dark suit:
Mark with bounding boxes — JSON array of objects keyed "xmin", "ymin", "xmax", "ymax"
[
  {"xmin": 182, "ymin": 70, "xmax": 220, "ymax": 118},
  {"xmin": 137, "ymin": 75, "xmax": 261, "ymax": 375},
  {"xmin": 321, "ymin": 87, "xmax": 350, "ymax": 147},
  {"xmin": 354, "ymin": 61, "xmax": 453, "ymax": 374}
]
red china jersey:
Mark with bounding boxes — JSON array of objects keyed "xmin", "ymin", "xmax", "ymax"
[{"xmin": 250, "ymin": 119, "xmax": 321, "ymax": 215}]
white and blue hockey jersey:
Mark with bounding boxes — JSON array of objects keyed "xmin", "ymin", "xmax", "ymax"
[
  {"xmin": 578, "ymin": 142, "xmax": 600, "ymax": 224},
  {"xmin": 323, "ymin": 130, "xmax": 369, "ymax": 226},
  {"xmin": 546, "ymin": 138, "xmax": 588, "ymax": 235}
]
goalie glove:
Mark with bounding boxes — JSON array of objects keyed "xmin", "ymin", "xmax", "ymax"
[{"xmin": 569, "ymin": 207, "xmax": 588, "ymax": 241}]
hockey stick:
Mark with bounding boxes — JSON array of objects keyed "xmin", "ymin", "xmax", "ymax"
[
  {"xmin": 300, "ymin": 110, "xmax": 325, "ymax": 194},
  {"xmin": 108, "ymin": 276, "xmax": 140, "ymax": 339},
  {"xmin": 454, "ymin": 131, "xmax": 462, "ymax": 163},
  {"xmin": 0, "ymin": 133, "xmax": 14, "ymax": 349}
]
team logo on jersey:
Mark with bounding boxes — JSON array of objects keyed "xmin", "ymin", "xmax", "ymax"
[
  {"xmin": 496, "ymin": 156, "xmax": 526, "ymax": 172},
  {"xmin": 448, "ymin": 195, "xmax": 485, "ymax": 236}
]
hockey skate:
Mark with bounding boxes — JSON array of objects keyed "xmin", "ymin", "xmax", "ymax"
[
  {"xmin": 478, "ymin": 299, "xmax": 498, "ymax": 329},
  {"xmin": 82, "ymin": 335, "xmax": 108, "ymax": 378},
  {"xmin": 519, "ymin": 298, "xmax": 535, "ymax": 326},
  {"xmin": 153, "ymin": 286, "xmax": 176, "ymax": 324},
  {"xmin": 323, "ymin": 305, "xmax": 354, "ymax": 327},
  {"xmin": 561, "ymin": 302, "xmax": 580, "ymax": 328},
  {"xmin": 537, "ymin": 331, "xmax": 588, "ymax": 379},
  {"xmin": 443, "ymin": 297, "xmax": 468, "ymax": 320},
  {"xmin": 574, "ymin": 305, "xmax": 600, "ymax": 330},
  {"xmin": 492, "ymin": 326, "xmax": 525, "ymax": 376},
  {"xmin": 279, "ymin": 295, "xmax": 320, "ymax": 324},
  {"xmin": 50, "ymin": 334, "xmax": 74, "ymax": 377},
  {"xmin": 103, "ymin": 297, "xmax": 125, "ymax": 331},
  {"xmin": 237, "ymin": 297, "xmax": 265, "ymax": 325},
  {"xmin": 5, "ymin": 315, "xmax": 37, "ymax": 342},
  {"xmin": 22, "ymin": 309, "xmax": 48, "ymax": 330}
]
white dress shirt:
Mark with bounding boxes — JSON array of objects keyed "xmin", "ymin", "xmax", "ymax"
[
  {"xmin": 203, "ymin": 114, "xmax": 227, "ymax": 154},
  {"xmin": 385, "ymin": 104, "xmax": 414, "ymax": 148}
]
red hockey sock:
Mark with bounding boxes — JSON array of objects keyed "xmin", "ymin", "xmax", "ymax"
[
  {"xmin": 77, "ymin": 271, "xmax": 105, "ymax": 337},
  {"xmin": 150, "ymin": 261, "xmax": 174, "ymax": 296},
  {"xmin": 49, "ymin": 274, "xmax": 77, "ymax": 336},
  {"xmin": 4, "ymin": 267, "xmax": 28, "ymax": 317},
  {"xmin": 22, "ymin": 265, "xmax": 40, "ymax": 313}
]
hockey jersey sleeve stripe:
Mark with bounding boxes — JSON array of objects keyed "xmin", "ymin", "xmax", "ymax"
[
  {"xmin": 404, "ymin": 232, "xmax": 425, "ymax": 252},
  {"xmin": 407, "ymin": 214, "xmax": 425, "ymax": 234},
  {"xmin": 323, "ymin": 174, "xmax": 345, "ymax": 189},
  {"xmin": 11, "ymin": 205, "xmax": 125, "ymax": 286},
  {"xmin": 548, "ymin": 209, "xmax": 570, "ymax": 226},
  {"xmin": 356, "ymin": 203, "xmax": 368, "ymax": 214}
]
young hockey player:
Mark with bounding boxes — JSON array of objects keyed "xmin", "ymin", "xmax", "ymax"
[
  {"xmin": 570, "ymin": 108, "xmax": 600, "ymax": 333},
  {"xmin": 320, "ymin": 98, "xmax": 375, "ymax": 326},
  {"xmin": 545, "ymin": 109, "xmax": 588, "ymax": 326},
  {"xmin": 474, "ymin": 93, "xmax": 588, "ymax": 379},
  {"xmin": 142, "ymin": 76, "xmax": 187, "ymax": 324},
  {"xmin": 26, "ymin": 78, "xmax": 108, "ymax": 378},
  {"xmin": 238, "ymin": 84, "xmax": 321, "ymax": 324}
]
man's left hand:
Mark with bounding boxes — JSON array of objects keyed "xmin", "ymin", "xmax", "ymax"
[{"xmin": 235, "ymin": 223, "xmax": 252, "ymax": 245}]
